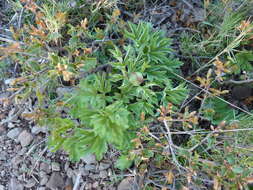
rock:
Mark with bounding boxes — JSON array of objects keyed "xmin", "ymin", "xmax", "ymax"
[
  {"xmin": 0, "ymin": 171, "xmax": 5, "ymax": 177},
  {"xmin": 0, "ymin": 185, "xmax": 4, "ymax": 190},
  {"xmin": 81, "ymin": 154, "xmax": 96, "ymax": 165},
  {"xmin": 90, "ymin": 174, "xmax": 100, "ymax": 180},
  {"xmin": 51, "ymin": 162, "xmax": 60, "ymax": 171},
  {"xmin": 99, "ymin": 162, "xmax": 110, "ymax": 170},
  {"xmin": 118, "ymin": 177, "xmax": 134, "ymax": 190},
  {"xmin": 40, "ymin": 174, "xmax": 48, "ymax": 186},
  {"xmin": 92, "ymin": 181, "xmax": 99, "ymax": 188},
  {"xmin": 7, "ymin": 123, "xmax": 15, "ymax": 129},
  {"xmin": 46, "ymin": 172, "xmax": 64, "ymax": 190},
  {"xmin": 24, "ymin": 178, "xmax": 36, "ymax": 188},
  {"xmin": 81, "ymin": 169, "xmax": 89, "ymax": 176},
  {"xmin": 99, "ymin": 170, "xmax": 107, "ymax": 178},
  {"xmin": 84, "ymin": 164, "xmax": 96, "ymax": 171},
  {"xmin": 7, "ymin": 128, "xmax": 21, "ymax": 140},
  {"xmin": 11, "ymin": 156, "xmax": 23, "ymax": 168},
  {"xmin": 68, "ymin": 0, "xmax": 77, "ymax": 8},
  {"xmin": 37, "ymin": 188, "xmax": 46, "ymax": 190},
  {"xmin": 18, "ymin": 130, "xmax": 33, "ymax": 147},
  {"xmin": 8, "ymin": 177, "xmax": 24, "ymax": 190},
  {"xmin": 31, "ymin": 126, "xmax": 47, "ymax": 134},
  {"xmin": 18, "ymin": 147, "xmax": 27, "ymax": 156},
  {"xmin": 0, "ymin": 152, "xmax": 7, "ymax": 161},
  {"xmin": 66, "ymin": 168, "xmax": 74, "ymax": 178},
  {"xmin": 40, "ymin": 162, "xmax": 51, "ymax": 174},
  {"xmin": 0, "ymin": 125, "xmax": 5, "ymax": 134}
]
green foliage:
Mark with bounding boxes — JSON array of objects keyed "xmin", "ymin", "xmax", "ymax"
[
  {"xmin": 44, "ymin": 21, "xmax": 188, "ymax": 166},
  {"xmin": 202, "ymin": 98, "xmax": 236, "ymax": 125},
  {"xmin": 4, "ymin": 0, "xmax": 253, "ymax": 188},
  {"xmin": 228, "ymin": 50, "xmax": 253, "ymax": 74}
]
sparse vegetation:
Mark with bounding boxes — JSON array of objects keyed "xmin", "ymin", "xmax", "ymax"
[{"xmin": 1, "ymin": 0, "xmax": 253, "ymax": 189}]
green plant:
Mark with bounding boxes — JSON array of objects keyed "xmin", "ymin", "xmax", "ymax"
[
  {"xmin": 43, "ymin": 22, "xmax": 187, "ymax": 167},
  {"xmin": 3, "ymin": 0, "xmax": 253, "ymax": 189}
]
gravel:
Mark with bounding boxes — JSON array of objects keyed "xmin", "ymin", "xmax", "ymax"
[{"xmin": 7, "ymin": 128, "xmax": 21, "ymax": 140}]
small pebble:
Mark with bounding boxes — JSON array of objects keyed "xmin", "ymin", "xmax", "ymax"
[
  {"xmin": 51, "ymin": 162, "xmax": 60, "ymax": 171},
  {"xmin": 18, "ymin": 130, "xmax": 33, "ymax": 147},
  {"xmin": 84, "ymin": 164, "xmax": 96, "ymax": 171},
  {"xmin": 7, "ymin": 128, "xmax": 21, "ymax": 140}
]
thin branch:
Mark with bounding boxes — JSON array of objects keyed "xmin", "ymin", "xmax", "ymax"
[
  {"xmin": 221, "ymin": 79, "xmax": 253, "ymax": 85},
  {"xmin": 189, "ymin": 133, "xmax": 213, "ymax": 152},
  {"xmin": 163, "ymin": 119, "xmax": 186, "ymax": 171},
  {"xmin": 170, "ymin": 127, "xmax": 253, "ymax": 135}
]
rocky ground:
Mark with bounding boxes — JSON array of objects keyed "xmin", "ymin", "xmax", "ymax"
[{"xmin": 0, "ymin": 105, "xmax": 131, "ymax": 190}]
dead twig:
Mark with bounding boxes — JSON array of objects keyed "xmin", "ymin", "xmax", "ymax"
[
  {"xmin": 163, "ymin": 119, "xmax": 186, "ymax": 171},
  {"xmin": 221, "ymin": 79, "xmax": 253, "ymax": 85},
  {"xmin": 170, "ymin": 127, "xmax": 253, "ymax": 135}
]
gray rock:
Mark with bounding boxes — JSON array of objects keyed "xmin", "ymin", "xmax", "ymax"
[
  {"xmin": 90, "ymin": 174, "xmax": 100, "ymax": 180},
  {"xmin": 0, "ymin": 152, "xmax": 7, "ymax": 161},
  {"xmin": 99, "ymin": 162, "xmax": 110, "ymax": 170},
  {"xmin": 66, "ymin": 168, "xmax": 74, "ymax": 178},
  {"xmin": 31, "ymin": 126, "xmax": 47, "ymax": 134},
  {"xmin": 7, "ymin": 128, "xmax": 21, "ymax": 140},
  {"xmin": 81, "ymin": 169, "xmax": 89, "ymax": 176},
  {"xmin": 8, "ymin": 177, "xmax": 24, "ymax": 190},
  {"xmin": 11, "ymin": 156, "xmax": 23, "ymax": 168},
  {"xmin": 18, "ymin": 130, "xmax": 33, "ymax": 147},
  {"xmin": 40, "ymin": 175, "xmax": 48, "ymax": 186},
  {"xmin": 81, "ymin": 154, "xmax": 96, "ymax": 165},
  {"xmin": 84, "ymin": 164, "xmax": 96, "ymax": 171},
  {"xmin": 0, "ymin": 185, "xmax": 4, "ymax": 190},
  {"xmin": 0, "ymin": 125, "xmax": 6, "ymax": 134},
  {"xmin": 37, "ymin": 187, "xmax": 46, "ymax": 190},
  {"xmin": 51, "ymin": 162, "xmax": 60, "ymax": 171},
  {"xmin": 24, "ymin": 178, "xmax": 36, "ymax": 188},
  {"xmin": 68, "ymin": 0, "xmax": 77, "ymax": 8},
  {"xmin": 0, "ymin": 171, "xmax": 5, "ymax": 177},
  {"xmin": 92, "ymin": 181, "xmax": 99, "ymax": 189},
  {"xmin": 46, "ymin": 172, "xmax": 64, "ymax": 190},
  {"xmin": 40, "ymin": 162, "xmax": 51, "ymax": 174},
  {"xmin": 7, "ymin": 123, "xmax": 15, "ymax": 129},
  {"xmin": 18, "ymin": 148, "xmax": 27, "ymax": 156},
  {"xmin": 99, "ymin": 170, "xmax": 107, "ymax": 178},
  {"xmin": 118, "ymin": 177, "xmax": 134, "ymax": 190}
]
